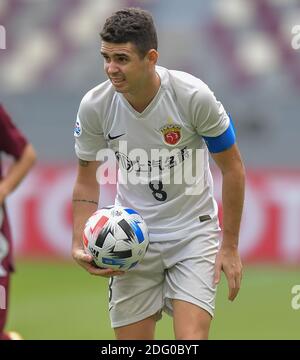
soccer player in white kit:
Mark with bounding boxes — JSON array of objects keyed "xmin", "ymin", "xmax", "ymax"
[{"xmin": 72, "ymin": 8, "xmax": 245, "ymax": 340}]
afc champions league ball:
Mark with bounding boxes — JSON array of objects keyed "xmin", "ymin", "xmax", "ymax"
[{"xmin": 83, "ymin": 206, "xmax": 149, "ymax": 271}]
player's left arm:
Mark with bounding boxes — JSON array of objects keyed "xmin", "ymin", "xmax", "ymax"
[
  {"xmin": 210, "ymin": 143, "xmax": 245, "ymax": 301},
  {"xmin": 0, "ymin": 143, "xmax": 37, "ymax": 205}
]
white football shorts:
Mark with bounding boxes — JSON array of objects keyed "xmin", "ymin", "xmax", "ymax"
[{"xmin": 108, "ymin": 219, "xmax": 220, "ymax": 328}]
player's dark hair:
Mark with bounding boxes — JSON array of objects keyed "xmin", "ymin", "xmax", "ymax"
[{"xmin": 100, "ymin": 8, "xmax": 158, "ymax": 58}]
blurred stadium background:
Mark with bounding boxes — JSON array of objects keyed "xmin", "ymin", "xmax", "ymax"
[{"xmin": 1, "ymin": 0, "xmax": 300, "ymax": 339}]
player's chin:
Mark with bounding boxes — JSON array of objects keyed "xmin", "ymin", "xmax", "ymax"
[
  {"xmin": 113, "ymin": 88, "xmax": 125, "ymax": 93},
  {"xmin": 111, "ymin": 81, "xmax": 128, "ymax": 92},
  {"xmin": 113, "ymin": 86, "xmax": 128, "ymax": 93}
]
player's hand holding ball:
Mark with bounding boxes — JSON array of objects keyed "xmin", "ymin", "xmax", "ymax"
[{"xmin": 72, "ymin": 246, "xmax": 125, "ymax": 277}]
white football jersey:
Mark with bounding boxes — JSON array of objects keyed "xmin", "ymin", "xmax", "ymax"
[{"xmin": 75, "ymin": 66, "xmax": 230, "ymax": 241}]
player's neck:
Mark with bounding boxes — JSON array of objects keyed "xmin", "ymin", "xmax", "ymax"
[{"xmin": 123, "ymin": 72, "xmax": 161, "ymax": 113}]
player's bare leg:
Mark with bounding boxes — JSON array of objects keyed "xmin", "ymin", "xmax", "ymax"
[
  {"xmin": 172, "ymin": 299, "xmax": 212, "ymax": 340},
  {"xmin": 114, "ymin": 313, "xmax": 157, "ymax": 340}
]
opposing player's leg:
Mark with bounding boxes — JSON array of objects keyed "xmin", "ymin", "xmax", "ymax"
[
  {"xmin": 0, "ymin": 273, "xmax": 10, "ymax": 340},
  {"xmin": 0, "ymin": 274, "xmax": 23, "ymax": 340},
  {"xmin": 114, "ymin": 313, "xmax": 157, "ymax": 340},
  {"xmin": 172, "ymin": 299, "xmax": 211, "ymax": 339}
]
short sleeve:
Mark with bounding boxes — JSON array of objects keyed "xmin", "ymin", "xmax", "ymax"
[
  {"xmin": 74, "ymin": 95, "xmax": 108, "ymax": 161},
  {"xmin": 0, "ymin": 104, "xmax": 27, "ymax": 159},
  {"xmin": 191, "ymin": 86, "xmax": 230, "ymax": 137}
]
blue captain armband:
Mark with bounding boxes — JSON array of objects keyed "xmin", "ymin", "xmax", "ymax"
[{"xmin": 202, "ymin": 116, "xmax": 236, "ymax": 153}]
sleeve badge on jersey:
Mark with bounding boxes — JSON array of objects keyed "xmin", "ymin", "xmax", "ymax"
[{"xmin": 74, "ymin": 119, "xmax": 82, "ymax": 137}]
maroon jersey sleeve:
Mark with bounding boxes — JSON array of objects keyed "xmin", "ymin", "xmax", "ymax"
[{"xmin": 0, "ymin": 104, "xmax": 28, "ymax": 159}]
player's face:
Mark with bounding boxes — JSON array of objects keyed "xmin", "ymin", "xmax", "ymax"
[{"xmin": 101, "ymin": 41, "xmax": 156, "ymax": 95}]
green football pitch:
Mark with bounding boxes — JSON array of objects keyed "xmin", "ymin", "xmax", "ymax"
[{"xmin": 6, "ymin": 260, "xmax": 300, "ymax": 340}]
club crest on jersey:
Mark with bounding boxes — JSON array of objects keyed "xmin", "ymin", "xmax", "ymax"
[{"xmin": 160, "ymin": 124, "xmax": 182, "ymax": 146}]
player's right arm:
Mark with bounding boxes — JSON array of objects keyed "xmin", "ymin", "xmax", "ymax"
[{"xmin": 72, "ymin": 159, "xmax": 124, "ymax": 277}]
